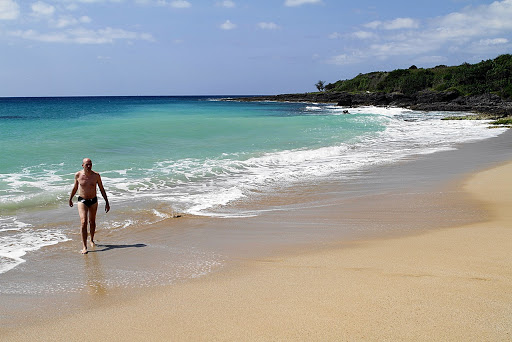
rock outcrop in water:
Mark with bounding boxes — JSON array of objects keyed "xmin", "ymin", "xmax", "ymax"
[
  {"xmin": 231, "ymin": 90, "xmax": 512, "ymax": 117},
  {"xmin": 230, "ymin": 55, "xmax": 512, "ymax": 120}
]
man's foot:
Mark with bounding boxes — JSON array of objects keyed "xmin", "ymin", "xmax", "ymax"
[
  {"xmin": 90, "ymin": 240, "xmax": 96, "ymax": 248},
  {"xmin": 81, "ymin": 248, "xmax": 88, "ymax": 254}
]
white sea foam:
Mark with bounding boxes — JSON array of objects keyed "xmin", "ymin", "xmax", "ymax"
[
  {"xmin": 0, "ymin": 165, "xmax": 71, "ymax": 206},
  {"xmin": 88, "ymin": 108, "xmax": 507, "ymax": 219},
  {"xmin": 136, "ymin": 109, "xmax": 505, "ymax": 216},
  {"xmin": 305, "ymin": 106, "xmax": 323, "ymax": 111},
  {"xmin": 0, "ymin": 106, "xmax": 506, "ymax": 276},
  {"xmin": 152, "ymin": 209, "xmax": 170, "ymax": 219},
  {"xmin": 325, "ymin": 105, "xmax": 414, "ymax": 117},
  {"xmin": 0, "ymin": 216, "xmax": 31, "ymax": 232},
  {"xmin": 0, "ymin": 228, "xmax": 70, "ymax": 274}
]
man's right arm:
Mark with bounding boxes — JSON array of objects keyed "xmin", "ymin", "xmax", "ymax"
[{"xmin": 69, "ymin": 173, "xmax": 79, "ymax": 207}]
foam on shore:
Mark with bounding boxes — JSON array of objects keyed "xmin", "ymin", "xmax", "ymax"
[{"xmin": 2, "ymin": 153, "xmax": 511, "ymax": 341}]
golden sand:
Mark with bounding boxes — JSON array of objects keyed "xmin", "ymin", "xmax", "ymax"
[{"xmin": 3, "ymin": 162, "xmax": 512, "ymax": 341}]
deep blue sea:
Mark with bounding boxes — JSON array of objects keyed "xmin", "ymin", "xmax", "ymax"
[{"xmin": 0, "ymin": 96, "xmax": 506, "ymax": 277}]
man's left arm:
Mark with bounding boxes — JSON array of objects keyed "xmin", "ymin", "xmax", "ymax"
[{"xmin": 97, "ymin": 174, "xmax": 110, "ymax": 213}]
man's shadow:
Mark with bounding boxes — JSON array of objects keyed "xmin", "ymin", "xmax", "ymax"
[{"xmin": 91, "ymin": 243, "xmax": 147, "ymax": 252}]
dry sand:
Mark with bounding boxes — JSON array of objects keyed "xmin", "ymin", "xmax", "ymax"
[{"xmin": 3, "ymin": 161, "xmax": 512, "ymax": 341}]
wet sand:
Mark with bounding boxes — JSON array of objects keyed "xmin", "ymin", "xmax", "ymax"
[{"xmin": 2, "ymin": 146, "xmax": 511, "ymax": 340}]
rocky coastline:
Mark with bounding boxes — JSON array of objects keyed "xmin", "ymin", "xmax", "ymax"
[{"xmin": 231, "ymin": 91, "xmax": 512, "ymax": 118}]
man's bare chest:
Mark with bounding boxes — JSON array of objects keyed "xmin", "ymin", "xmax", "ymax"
[{"xmin": 78, "ymin": 173, "xmax": 97, "ymax": 187}]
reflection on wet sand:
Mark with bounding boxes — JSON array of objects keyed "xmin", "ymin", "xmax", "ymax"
[
  {"xmin": 84, "ymin": 252, "xmax": 107, "ymax": 296},
  {"xmin": 83, "ymin": 243, "xmax": 147, "ymax": 295}
]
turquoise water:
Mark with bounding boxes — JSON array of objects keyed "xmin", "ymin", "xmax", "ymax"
[
  {"xmin": 0, "ymin": 96, "xmax": 506, "ymax": 277},
  {"xmin": 0, "ymin": 96, "xmax": 381, "ymax": 215}
]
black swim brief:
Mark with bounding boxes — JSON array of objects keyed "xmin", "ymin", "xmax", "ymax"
[{"xmin": 78, "ymin": 196, "xmax": 98, "ymax": 207}]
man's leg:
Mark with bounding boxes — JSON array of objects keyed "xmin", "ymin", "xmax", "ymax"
[
  {"xmin": 88, "ymin": 202, "xmax": 98, "ymax": 248},
  {"xmin": 78, "ymin": 203, "xmax": 89, "ymax": 254}
]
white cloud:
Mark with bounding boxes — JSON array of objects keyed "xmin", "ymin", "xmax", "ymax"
[
  {"xmin": 330, "ymin": 31, "xmax": 376, "ymax": 40},
  {"xmin": 364, "ymin": 17, "xmax": 418, "ymax": 30},
  {"xmin": 368, "ymin": 39, "xmax": 435, "ymax": 57},
  {"xmin": 58, "ymin": 0, "xmax": 119, "ymax": 3},
  {"xmin": 0, "ymin": 0, "xmax": 19, "ymax": 20},
  {"xmin": 284, "ymin": 0, "xmax": 322, "ymax": 7},
  {"xmin": 10, "ymin": 29, "xmax": 66, "ymax": 43},
  {"xmin": 258, "ymin": 22, "xmax": 279, "ymax": 30},
  {"xmin": 333, "ymin": 0, "xmax": 512, "ymax": 65},
  {"xmin": 478, "ymin": 37, "xmax": 509, "ymax": 46},
  {"xmin": 135, "ymin": 0, "xmax": 190, "ymax": 7},
  {"xmin": 133, "ymin": 0, "xmax": 193, "ymax": 7},
  {"xmin": 138, "ymin": 0, "xmax": 190, "ymax": 7},
  {"xmin": 418, "ymin": 0, "xmax": 512, "ymax": 50},
  {"xmin": 431, "ymin": 0, "xmax": 512, "ymax": 40},
  {"xmin": 52, "ymin": 15, "xmax": 91, "ymax": 28},
  {"xmin": 169, "ymin": 0, "xmax": 190, "ymax": 8},
  {"xmin": 470, "ymin": 37, "xmax": 510, "ymax": 53},
  {"xmin": 53, "ymin": 17, "xmax": 77, "ymax": 28},
  {"xmin": 363, "ymin": 21, "xmax": 380, "ymax": 30},
  {"xmin": 352, "ymin": 31, "xmax": 376, "ymax": 39},
  {"xmin": 31, "ymin": 1, "xmax": 56, "ymax": 16},
  {"xmin": 9, "ymin": 27, "xmax": 155, "ymax": 44},
  {"xmin": 385, "ymin": 18, "xmax": 419, "ymax": 30},
  {"xmin": 216, "ymin": 0, "xmax": 235, "ymax": 8},
  {"xmin": 327, "ymin": 51, "xmax": 364, "ymax": 65},
  {"xmin": 328, "ymin": 54, "xmax": 351, "ymax": 65},
  {"xmin": 220, "ymin": 19, "xmax": 236, "ymax": 30}
]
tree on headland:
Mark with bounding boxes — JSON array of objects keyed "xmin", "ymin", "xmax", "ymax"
[{"xmin": 315, "ymin": 80, "xmax": 325, "ymax": 92}]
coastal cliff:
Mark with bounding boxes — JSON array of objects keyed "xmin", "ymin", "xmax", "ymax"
[{"xmin": 232, "ymin": 54, "xmax": 512, "ymax": 120}]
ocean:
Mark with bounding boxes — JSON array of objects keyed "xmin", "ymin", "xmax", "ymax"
[{"xmin": 0, "ymin": 96, "xmax": 507, "ymax": 296}]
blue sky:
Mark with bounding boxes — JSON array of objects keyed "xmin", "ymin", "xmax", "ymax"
[{"xmin": 1, "ymin": 0, "xmax": 511, "ymax": 96}]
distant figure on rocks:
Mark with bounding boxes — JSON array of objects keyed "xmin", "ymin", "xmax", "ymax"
[{"xmin": 69, "ymin": 158, "xmax": 110, "ymax": 254}]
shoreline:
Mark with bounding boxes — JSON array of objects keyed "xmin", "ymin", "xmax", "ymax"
[
  {"xmin": 1, "ymin": 139, "xmax": 511, "ymax": 340},
  {"xmin": 229, "ymin": 92, "xmax": 512, "ymax": 118}
]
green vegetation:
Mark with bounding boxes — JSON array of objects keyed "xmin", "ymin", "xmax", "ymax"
[
  {"xmin": 442, "ymin": 113, "xmax": 501, "ymax": 121},
  {"xmin": 491, "ymin": 117, "xmax": 512, "ymax": 125},
  {"xmin": 325, "ymin": 54, "xmax": 512, "ymax": 99},
  {"xmin": 441, "ymin": 113, "xmax": 512, "ymax": 127}
]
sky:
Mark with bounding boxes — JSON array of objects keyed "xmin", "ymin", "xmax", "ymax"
[{"xmin": 0, "ymin": 0, "xmax": 511, "ymax": 96}]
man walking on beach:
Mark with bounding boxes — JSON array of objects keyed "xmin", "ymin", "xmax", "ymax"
[{"xmin": 69, "ymin": 158, "xmax": 110, "ymax": 254}]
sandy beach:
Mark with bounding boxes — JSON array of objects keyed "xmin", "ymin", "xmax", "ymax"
[{"xmin": 2, "ymin": 156, "xmax": 511, "ymax": 340}]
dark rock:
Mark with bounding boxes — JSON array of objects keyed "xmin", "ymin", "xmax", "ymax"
[
  {"xmin": 336, "ymin": 93, "xmax": 352, "ymax": 106},
  {"xmin": 228, "ymin": 91, "xmax": 512, "ymax": 116},
  {"xmin": 416, "ymin": 90, "xmax": 460, "ymax": 104}
]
